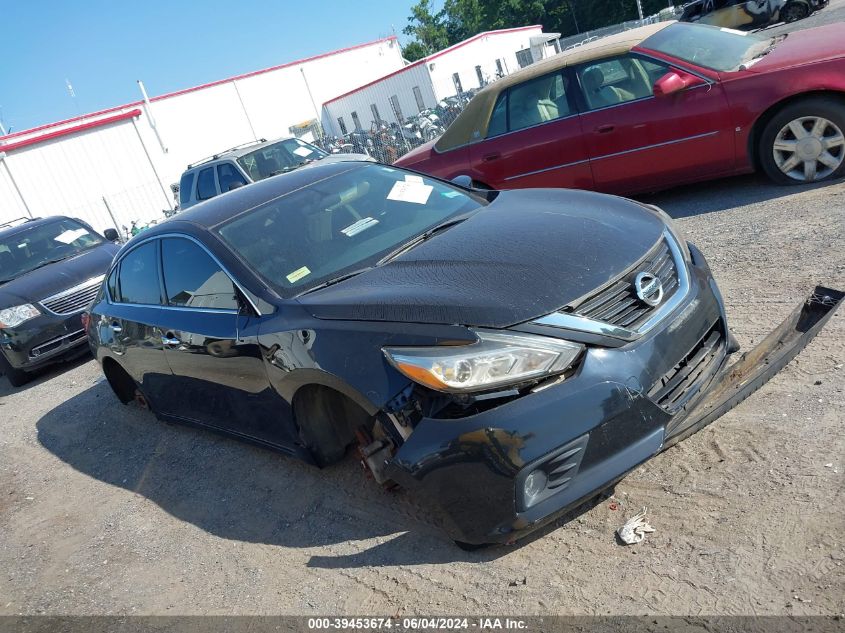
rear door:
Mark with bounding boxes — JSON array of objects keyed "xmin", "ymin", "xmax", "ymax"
[
  {"xmin": 155, "ymin": 236, "xmax": 279, "ymax": 442},
  {"xmin": 100, "ymin": 240, "xmax": 170, "ymax": 408},
  {"xmin": 573, "ymin": 54, "xmax": 734, "ymax": 194},
  {"xmin": 468, "ymin": 69, "xmax": 593, "ymax": 190}
]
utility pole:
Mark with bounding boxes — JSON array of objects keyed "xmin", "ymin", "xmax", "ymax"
[
  {"xmin": 566, "ymin": 0, "xmax": 581, "ymax": 33},
  {"xmin": 636, "ymin": 0, "xmax": 644, "ymax": 19}
]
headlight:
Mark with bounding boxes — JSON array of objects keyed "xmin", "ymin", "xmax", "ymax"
[
  {"xmin": 0, "ymin": 304, "xmax": 41, "ymax": 329},
  {"xmin": 383, "ymin": 330, "xmax": 583, "ymax": 393}
]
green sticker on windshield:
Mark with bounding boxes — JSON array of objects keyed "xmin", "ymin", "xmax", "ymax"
[{"xmin": 286, "ymin": 266, "xmax": 311, "ymax": 283}]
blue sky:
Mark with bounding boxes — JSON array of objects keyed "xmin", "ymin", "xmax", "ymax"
[{"xmin": 0, "ymin": 0, "xmax": 432, "ymax": 134}]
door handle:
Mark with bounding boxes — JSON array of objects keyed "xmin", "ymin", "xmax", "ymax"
[
  {"xmin": 110, "ymin": 322, "xmax": 122, "ymax": 333},
  {"xmin": 482, "ymin": 152, "xmax": 501, "ymax": 162},
  {"xmin": 161, "ymin": 333, "xmax": 181, "ymax": 347},
  {"xmin": 595, "ymin": 124, "xmax": 615, "ymax": 134}
]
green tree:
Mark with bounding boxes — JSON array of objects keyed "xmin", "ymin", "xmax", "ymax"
[{"xmin": 402, "ymin": 0, "xmax": 449, "ymax": 59}]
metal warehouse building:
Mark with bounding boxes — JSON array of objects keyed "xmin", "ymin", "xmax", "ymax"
[
  {"xmin": 0, "ymin": 25, "xmax": 559, "ymax": 234},
  {"xmin": 322, "ymin": 26, "xmax": 560, "ymax": 136},
  {"xmin": 0, "ymin": 37, "xmax": 404, "ymax": 232}
]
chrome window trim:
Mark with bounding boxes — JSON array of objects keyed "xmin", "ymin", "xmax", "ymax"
[
  {"xmin": 106, "ymin": 232, "xmax": 262, "ymax": 316},
  {"xmin": 40, "ymin": 275, "xmax": 105, "ymax": 315},
  {"xmin": 532, "ymin": 229, "xmax": 691, "ymax": 342}
]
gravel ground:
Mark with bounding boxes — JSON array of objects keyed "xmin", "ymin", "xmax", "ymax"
[{"xmin": 2, "ymin": 9, "xmax": 844, "ymax": 618}]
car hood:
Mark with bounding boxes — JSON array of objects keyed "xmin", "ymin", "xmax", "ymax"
[
  {"xmin": 311, "ymin": 153, "xmax": 374, "ymax": 166},
  {"xmin": 745, "ymin": 23, "xmax": 845, "ymax": 72},
  {"xmin": 0, "ymin": 243, "xmax": 118, "ymax": 309},
  {"xmin": 297, "ymin": 189, "xmax": 667, "ymax": 328}
]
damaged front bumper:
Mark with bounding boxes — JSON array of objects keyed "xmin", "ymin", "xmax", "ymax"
[{"xmin": 385, "ymin": 281, "xmax": 843, "ymax": 545}]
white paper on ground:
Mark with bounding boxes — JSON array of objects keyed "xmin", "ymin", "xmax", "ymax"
[{"xmin": 387, "ymin": 180, "xmax": 433, "ymax": 205}]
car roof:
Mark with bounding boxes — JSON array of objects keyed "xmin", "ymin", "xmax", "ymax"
[
  {"xmin": 434, "ymin": 21, "xmax": 673, "ymax": 152},
  {"xmin": 185, "ymin": 136, "xmax": 299, "ymax": 170},
  {"xmin": 0, "ymin": 216, "xmax": 70, "ymax": 239},
  {"xmin": 144, "ymin": 161, "xmax": 370, "ymax": 235}
]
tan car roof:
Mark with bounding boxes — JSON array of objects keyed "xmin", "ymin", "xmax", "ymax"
[{"xmin": 435, "ymin": 21, "xmax": 672, "ymax": 152}]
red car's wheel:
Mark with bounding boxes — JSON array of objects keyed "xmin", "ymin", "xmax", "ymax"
[{"xmin": 759, "ymin": 97, "xmax": 845, "ymax": 185}]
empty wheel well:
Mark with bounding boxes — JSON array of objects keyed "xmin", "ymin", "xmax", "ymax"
[
  {"xmin": 102, "ymin": 357, "xmax": 136, "ymax": 404},
  {"xmin": 749, "ymin": 91, "xmax": 845, "ymax": 170},
  {"xmin": 292, "ymin": 384, "xmax": 374, "ymax": 466}
]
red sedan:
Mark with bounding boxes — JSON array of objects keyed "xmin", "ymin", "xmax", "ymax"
[{"xmin": 395, "ymin": 21, "xmax": 845, "ymax": 194}]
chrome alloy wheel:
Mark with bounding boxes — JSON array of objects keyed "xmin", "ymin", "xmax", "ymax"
[{"xmin": 773, "ymin": 116, "xmax": 845, "ymax": 182}]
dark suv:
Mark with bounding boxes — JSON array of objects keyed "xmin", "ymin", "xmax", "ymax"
[{"xmin": 0, "ymin": 217, "xmax": 119, "ymax": 386}]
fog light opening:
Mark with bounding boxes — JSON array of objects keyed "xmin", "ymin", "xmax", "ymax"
[{"xmin": 523, "ymin": 469, "xmax": 548, "ymax": 507}]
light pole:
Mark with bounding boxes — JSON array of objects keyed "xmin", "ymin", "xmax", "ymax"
[{"xmin": 636, "ymin": 0, "xmax": 644, "ymax": 20}]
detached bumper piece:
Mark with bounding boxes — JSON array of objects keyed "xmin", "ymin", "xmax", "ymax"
[{"xmin": 665, "ymin": 285, "xmax": 843, "ymax": 446}]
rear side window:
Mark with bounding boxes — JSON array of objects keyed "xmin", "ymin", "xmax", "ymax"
[
  {"xmin": 507, "ymin": 71, "xmax": 570, "ymax": 131},
  {"xmin": 179, "ymin": 171, "xmax": 195, "ymax": 205},
  {"xmin": 196, "ymin": 167, "xmax": 217, "ymax": 200},
  {"xmin": 117, "ymin": 241, "xmax": 160, "ymax": 305},
  {"xmin": 486, "ymin": 93, "xmax": 508, "ymax": 137},
  {"xmin": 107, "ymin": 268, "xmax": 118, "ymax": 301},
  {"xmin": 216, "ymin": 162, "xmax": 248, "ymax": 193},
  {"xmin": 161, "ymin": 238, "xmax": 238, "ymax": 310}
]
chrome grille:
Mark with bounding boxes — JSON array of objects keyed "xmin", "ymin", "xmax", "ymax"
[
  {"xmin": 29, "ymin": 329, "xmax": 87, "ymax": 358},
  {"xmin": 570, "ymin": 238, "xmax": 679, "ymax": 330},
  {"xmin": 40, "ymin": 276, "xmax": 104, "ymax": 315}
]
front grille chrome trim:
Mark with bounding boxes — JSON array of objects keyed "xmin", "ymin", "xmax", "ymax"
[
  {"xmin": 40, "ymin": 275, "xmax": 105, "ymax": 315},
  {"xmin": 532, "ymin": 229, "xmax": 691, "ymax": 342},
  {"xmin": 28, "ymin": 328, "xmax": 87, "ymax": 359}
]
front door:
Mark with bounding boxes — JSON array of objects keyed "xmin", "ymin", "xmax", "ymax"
[
  {"xmin": 155, "ymin": 236, "xmax": 277, "ymax": 441},
  {"xmin": 469, "ymin": 68, "xmax": 593, "ymax": 190},
  {"xmin": 574, "ymin": 54, "xmax": 734, "ymax": 194}
]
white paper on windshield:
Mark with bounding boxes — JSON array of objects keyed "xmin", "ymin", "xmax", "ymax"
[
  {"xmin": 54, "ymin": 229, "xmax": 89, "ymax": 244},
  {"xmin": 387, "ymin": 180, "xmax": 433, "ymax": 205},
  {"xmin": 293, "ymin": 146, "xmax": 314, "ymax": 157},
  {"xmin": 404, "ymin": 174, "xmax": 424, "ymax": 184},
  {"xmin": 341, "ymin": 217, "xmax": 379, "ymax": 237}
]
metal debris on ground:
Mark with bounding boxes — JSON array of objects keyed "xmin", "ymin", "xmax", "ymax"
[{"xmin": 617, "ymin": 507, "xmax": 655, "ymax": 545}]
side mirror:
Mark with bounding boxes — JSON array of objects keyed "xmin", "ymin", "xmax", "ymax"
[
  {"xmin": 653, "ymin": 70, "xmax": 704, "ymax": 97},
  {"xmin": 451, "ymin": 175, "xmax": 474, "ymax": 189},
  {"xmin": 103, "ymin": 228, "xmax": 120, "ymax": 242}
]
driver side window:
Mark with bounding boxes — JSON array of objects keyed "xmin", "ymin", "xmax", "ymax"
[{"xmin": 577, "ymin": 56, "xmax": 669, "ymax": 111}]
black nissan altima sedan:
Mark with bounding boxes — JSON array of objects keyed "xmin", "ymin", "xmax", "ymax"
[{"xmin": 86, "ymin": 160, "xmax": 839, "ymax": 547}]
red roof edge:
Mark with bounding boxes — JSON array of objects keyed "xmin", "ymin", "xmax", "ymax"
[
  {"xmin": 0, "ymin": 35, "xmax": 398, "ymax": 143},
  {"xmin": 0, "ymin": 109, "xmax": 142, "ymax": 153},
  {"xmin": 324, "ymin": 25, "xmax": 543, "ymax": 106}
]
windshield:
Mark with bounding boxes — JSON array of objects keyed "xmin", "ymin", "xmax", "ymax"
[
  {"xmin": 0, "ymin": 218, "xmax": 105, "ymax": 284},
  {"xmin": 217, "ymin": 164, "xmax": 485, "ymax": 297},
  {"xmin": 237, "ymin": 138, "xmax": 329, "ymax": 181},
  {"xmin": 641, "ymin": 22, "xmax": 771, "ymax": 72}
]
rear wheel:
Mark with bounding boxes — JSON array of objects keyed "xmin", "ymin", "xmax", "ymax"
[
  {"xmin": 0, "ymin": 353, "xmax": 31, "ymax": 388},
  {"xmin": 759, "ymin": 98, "xmax": 845, "ymax": 185}
]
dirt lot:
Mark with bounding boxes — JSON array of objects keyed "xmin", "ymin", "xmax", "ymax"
[{"xmin": 2, "ymin": 12, "xmax": 845, "ymax": 618}]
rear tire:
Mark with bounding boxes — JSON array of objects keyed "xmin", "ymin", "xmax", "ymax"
[
  {"xmin": 758, "ymin": 97, "xmax": 845, "ymax": 185},
  {"xmin": 0, "ymin": 353, "xmax": 31, "ymax": 388}
]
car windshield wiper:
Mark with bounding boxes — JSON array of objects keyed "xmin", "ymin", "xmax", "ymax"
[
  {"xmin": 20, "ymin": 254, "xmax": 75, "ymax": 275},
  {"xmin": 377, "ymin": 215, "xmax": 472, "ymax": 265},
  {"xmin": 295, "ymin": 267, "xmax": 373, "ymax": 297}
]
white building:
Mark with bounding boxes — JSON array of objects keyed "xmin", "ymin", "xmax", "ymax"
[
  {"xmin": 0, "ymin": 36, "xmax": 404, "ymax": 232},
  {"xmin": 323, "ymin": 25, "xmax": 560, "ymax": 135}
]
